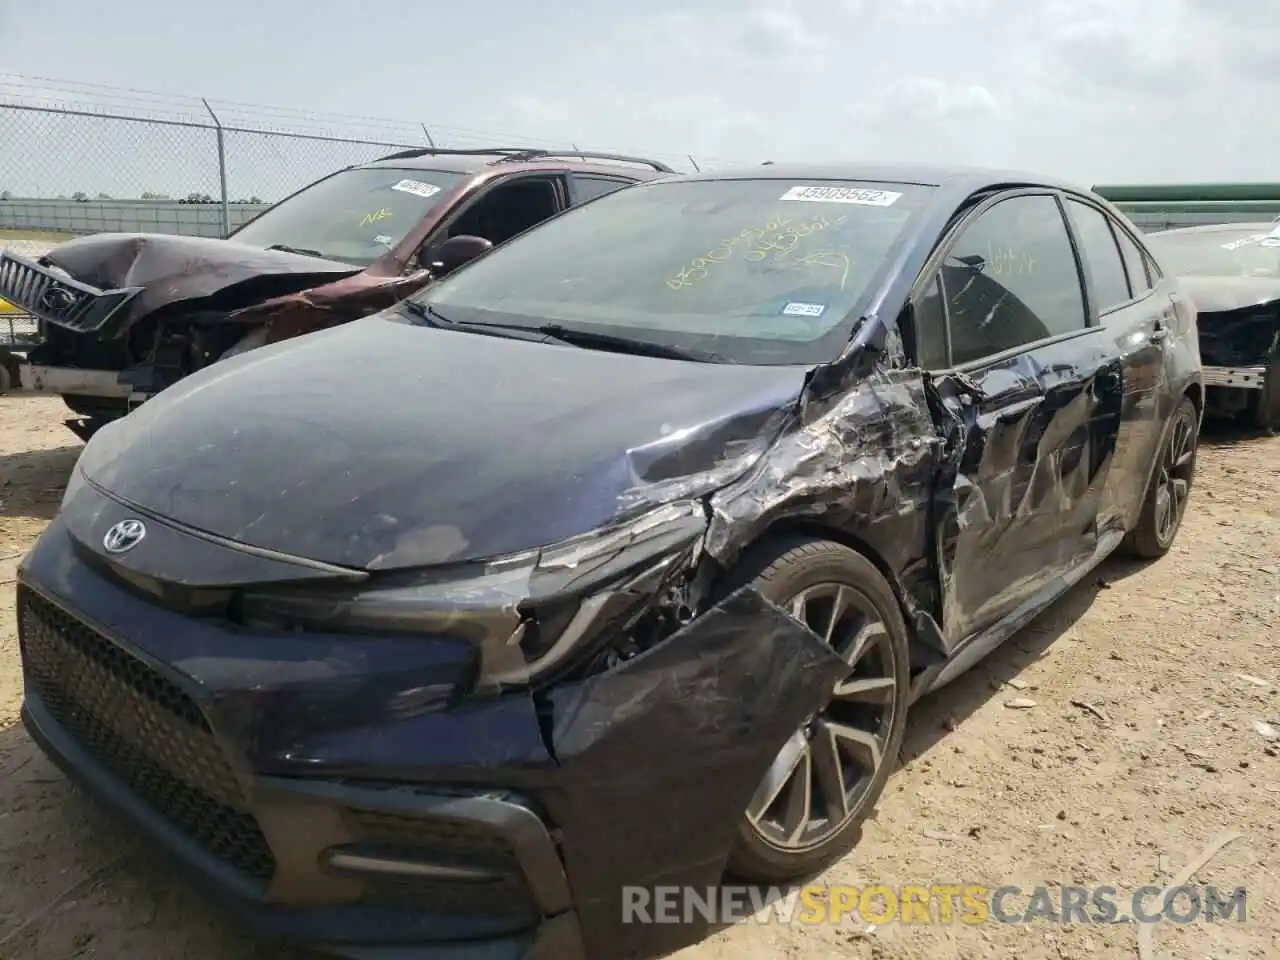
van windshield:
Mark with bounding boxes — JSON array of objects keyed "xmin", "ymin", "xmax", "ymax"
[{"xmin": 231, "ymin": 167, "xmax": 464, "ymax": 266}]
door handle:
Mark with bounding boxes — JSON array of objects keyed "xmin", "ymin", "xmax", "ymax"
[{"xmin": 1150, "ymin": 317, "xmax": 1169, "ymax": 343}]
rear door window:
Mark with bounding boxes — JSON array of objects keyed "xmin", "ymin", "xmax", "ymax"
[
  {"xmin": 570, "ymin": 175, "xmax": 634, "ymax": 206},
  {"xmin": 1066, "ymin": 199, "xmax": 1132, "ymax": 312},
  {"xmin": 1113, "ymin": 225, "xmax": 1155, "ymax": 294}
]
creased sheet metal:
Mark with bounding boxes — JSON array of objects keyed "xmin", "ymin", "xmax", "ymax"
[
  {"xmin": 930, "ymin": 340, "xmax": 1124, "ymax": 646},
  {"xmin": 43, "ymin": 232, "xmax": 362, "ymax": 336},
  {"xmin": 546, "ymin": 586, "xmax": 848, "ymax": 960}
]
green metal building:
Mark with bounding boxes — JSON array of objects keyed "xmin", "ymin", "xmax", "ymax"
[{"xmin": 1091, "ymin": 183, "xmax": 1280, "ymax": 233}]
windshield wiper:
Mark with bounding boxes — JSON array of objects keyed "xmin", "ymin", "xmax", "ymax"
[
  {"xmin": 401, "ymin": 300, "xmax": 456, "ymax": 328},
  {"xmin": 459, "ymin": 320, "xmax": 724, "ymax": 362},
  {"xmin": 401, "ymin": 307, "xmax": 726, "ymax": 362},
  {"xmin": 532, "ymin": 324, "xmax": 724, "ymax": 362},
  {"xmin": 264, "ymin": 243, "xmax": 327, "ymax": 259}
]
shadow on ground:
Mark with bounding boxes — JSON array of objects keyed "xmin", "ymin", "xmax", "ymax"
[
  {"xmin": 0, "ymin": 720, "xmax": 304, "ymax": 959},
  {"xmin": 899, "ymin": 551, "xmax": 1149, "ymax": 765},
  {"xmin": 0, "ymin": 445, "xmax": 79, "ymax": 522},
  {"xmin": 1198, "ymin": 414, "xmax": 1276, "ymax": 448}
]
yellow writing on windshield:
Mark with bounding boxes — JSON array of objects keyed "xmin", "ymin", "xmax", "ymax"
[
  {"xmin": 667, "ymin": 213, "xmax": 849, "ymax": 290},
  {"xmin": 360, "ymin": 208, "xmax": 393, "ymax": 227},
  {"xmin": 986, "ymin": 242, "xmax": 1037, "ymax": 277},
  {"xmin": 789, "ymin": 251, "xmax": 852, "ymax": 290}
]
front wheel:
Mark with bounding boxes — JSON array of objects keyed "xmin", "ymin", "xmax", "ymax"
[
  {"xmin": 716, "ymin": 536, "xmax": 911, "ymax": 883},
  {"xmin": 1124, "ymin": 395, "xmax": 1198, "ymax": 559}
]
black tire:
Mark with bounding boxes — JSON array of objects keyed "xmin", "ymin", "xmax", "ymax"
[
  {"xmin": 1249, "ymin": 362, "xmax": 1280, "ymax": 431},
  {"xmin": 713, "ymin": 535, "xmax": 911, "ymax": 883},
  {"xmin": 1124, "ymin": 395, "xmax": 1198, "ymax": 559}
]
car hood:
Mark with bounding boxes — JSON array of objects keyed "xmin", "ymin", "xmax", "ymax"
[
  {"xmin": 1181, "ymin": 274, "xmax": 1280, "ymax": 315},
  {"xmin": 76, "ymin": 313, "xmax": 808, "ymax": 571},
  {"xmin": 43, "ymin": 232, "xmax": 362, "ymax": 333}
]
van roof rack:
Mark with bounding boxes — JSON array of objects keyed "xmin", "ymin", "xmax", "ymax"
[
  {"xmin": 488, "ymin": 150, "xmax": 676, "ymax": 173},
  {"xmin": 371, "ymin": 147, "xmax": 676, "ymax": 173},
  {"xmin": 373, "ymin": 146, "xmax": 548, "ymax": 162}
]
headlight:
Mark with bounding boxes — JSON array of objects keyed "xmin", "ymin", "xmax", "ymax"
[{"xmin": 237, "ymin": 500, "xmax": 708, "ymax": 690}]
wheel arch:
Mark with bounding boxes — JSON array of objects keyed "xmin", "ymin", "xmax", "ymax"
[
  {"xmin": 1184, "ymin": 379, "xmax": 1203, "ymax": 419},
  {"xmin": 726, "ymin": 515, "xmax": 942, "ymax": 673}
]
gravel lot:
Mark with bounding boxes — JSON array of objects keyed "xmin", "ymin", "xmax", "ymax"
[{"xmin": 0, "ymin": 394, "xmax": 1277, "ymax": 960}]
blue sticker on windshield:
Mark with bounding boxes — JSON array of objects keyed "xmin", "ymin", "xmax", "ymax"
[{"xmin": 782, "ymin": 302, "xmax": 826, "ymax": 318}]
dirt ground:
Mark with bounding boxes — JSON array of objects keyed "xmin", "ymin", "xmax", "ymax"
[{"xmin": 0, "ymin": 394, "xmax": 1276, "ymax": 960}]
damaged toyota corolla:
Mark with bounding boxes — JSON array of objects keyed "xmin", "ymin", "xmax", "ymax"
[
  {"xmin": 18, "ymin": 164, "xmax": 1202, "ymax": 960},
  {"xmin": 1144, "ymin": 220, "xmax": 1280, "ymax": 428}
]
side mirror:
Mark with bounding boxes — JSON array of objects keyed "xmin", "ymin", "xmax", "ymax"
[{"xmin": 422, "ymin": 234, "xmax": 493, "ymax": 277}]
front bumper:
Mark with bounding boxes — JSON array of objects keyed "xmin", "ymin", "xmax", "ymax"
[
  {"xmin": 19, "ymin": 362, "xmax": 137, "ymax": 398},
  {"xmin": 23, "ymin": 687, "xmax": 577, "ymax": 960},
  {"xmin": 17, "ymin": 515, "xmax": 845, "ymax": 960}
]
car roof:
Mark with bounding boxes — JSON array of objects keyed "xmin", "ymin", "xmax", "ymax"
[
  {"xmin": 357, "ymin": 148, "xmax": 674, "ymax": 179},
  {"xmin": 659, "ymin": 161, "xmax": 1090, "ymax": 197}
]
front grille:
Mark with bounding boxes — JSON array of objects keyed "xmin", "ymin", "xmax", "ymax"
[
  {"xmin": 18, "ymin": 587, "xmax": 277, "ymax": 883},
  {"xmin": 0, "ymin": 252, "xmax": 138, "ymax": 334}
]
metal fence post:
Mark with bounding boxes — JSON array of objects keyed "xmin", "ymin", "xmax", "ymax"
[{"xmin": 202, "ymin": 98, "xmax": 232, "ymax": 237}]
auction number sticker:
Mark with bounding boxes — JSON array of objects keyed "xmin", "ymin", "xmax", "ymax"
[
  {"xmin": 782, "ymin": 301, "xmax": 826, "ymax": 317},
  {"xmin": 779, "ymin": 185, "xmax": 902, "ymax": 207},
  {"xmin": 391, "ymin": 179, "xmax": 442, "ymax": 199}
]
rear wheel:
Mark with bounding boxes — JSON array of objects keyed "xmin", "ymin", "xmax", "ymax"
[
  {"xmin": 1124, "ymin": 395, "xmax": 1198, "ymax": 558},
  {"xmin": 716, "ymin": 536, "xmax": 910, "ymax": 883}
]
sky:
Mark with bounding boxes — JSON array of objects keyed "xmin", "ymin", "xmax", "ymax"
[{"xmin": 0, "ymin": 0, "xmax": 1277, "ymax": 199}]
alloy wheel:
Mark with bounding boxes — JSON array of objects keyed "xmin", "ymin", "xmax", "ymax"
[
  {"xmin": 1154, "ymin": 409, "xmax": 1196, "ymax": 545},
  {"xmin": 746, "ymin": 582, "xmax": 899, "ymax": 852}
]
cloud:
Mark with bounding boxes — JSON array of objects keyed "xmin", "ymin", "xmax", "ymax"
[
  {"xmin": 738, "ymin": 5, "xmax": 831, "ymax": 59},
  {"xmin": 465, "ymin": 0, "xmax": 1280, "ymax": 182}
]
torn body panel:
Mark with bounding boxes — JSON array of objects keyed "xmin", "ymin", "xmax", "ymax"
[
  {"xmin": 40, "ymin": 232, "xmax": 364, "ymax": 336},
  {"xmin": 10, "ymin": 233, "xmax": 419, "ymax": 421},
  {"xmin": 929, "ymin": 337, "xmax": 1123, "ymax": 648},
  {"xmin": 1196, "ymin": 303, "xmax": 1280, "ymax": 369},
  {"xmin": 544, "ymin": 587, "xmax": 848, "ymax": 960},
  {"xmin": 704, "ymin": 360, "xmax": 948, "ymax": 657},
  {"xmin": 228, "ymin": 268, "xmax": 432, "ymax": 344}
]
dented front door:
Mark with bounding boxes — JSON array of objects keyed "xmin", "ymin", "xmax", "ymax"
[{"xmin": 922, "ymin": 192, "xmax": 1126, "ymax": 647}]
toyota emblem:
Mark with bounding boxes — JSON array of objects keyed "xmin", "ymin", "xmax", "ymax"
[
  {"xmin": 38, "ymin": 285, "xmax": 78, "ymax": 313},
  {"xmin": 103, "ymin": 519, "xmax": 146, "ymax": 554}
]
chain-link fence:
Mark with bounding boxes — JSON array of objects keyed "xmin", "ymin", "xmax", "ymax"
[
  {"xmin": 0, "ymin": 75, "xmax": 733, "ymax": 344},
  {"xmin": 0, "ymin": 76, "xmax": 726, "ymax": 244},
  {"xmin": 0, "ymin": 102, "xmax": 428, "ymax": 238}
]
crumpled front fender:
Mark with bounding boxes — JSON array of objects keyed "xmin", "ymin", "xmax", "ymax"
[{"xmin": 545, "ymin": 586, "xmax": 848, "ymax": 960}]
